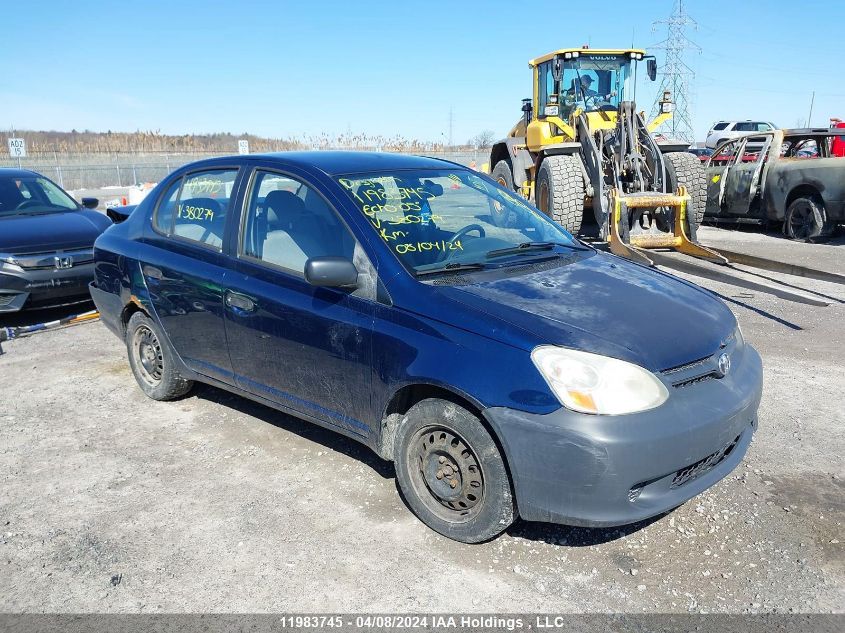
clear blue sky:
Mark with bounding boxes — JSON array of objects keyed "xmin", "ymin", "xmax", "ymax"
[{"xmin": 2, "ymin": 0, "xmax": 843, "ymax": 144}]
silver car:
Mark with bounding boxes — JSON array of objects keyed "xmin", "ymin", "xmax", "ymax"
[{"xmin": 706, "ymin": 120, "xmax": 778, "ymax": 150}]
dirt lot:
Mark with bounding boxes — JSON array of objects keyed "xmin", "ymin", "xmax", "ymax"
[{"xmin": 0, "ymin": 227, "xmax": 842, "ymax": 613}]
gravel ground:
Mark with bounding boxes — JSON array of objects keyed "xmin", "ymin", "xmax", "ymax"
[{"xmin": 0, "ymin": 227, "xmax": 842, "ymax": 613}]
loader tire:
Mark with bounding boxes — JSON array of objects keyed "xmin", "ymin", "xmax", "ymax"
[
  {"xmin": 664, "ymin": 151, "xmax": 707, "ymax": 233},
  {"xmin": 536, "ymin": 155, "xmax": 586, "ymax": 235},
  {"xmin": 490, "ymin": 161, "xmax": 516, "ymax": 227},
  {"xmin": 491, "ymin": 160, "xmax": 515, "ymax": 191}
]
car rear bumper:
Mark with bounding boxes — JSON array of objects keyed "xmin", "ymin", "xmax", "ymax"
[
  {"xmin": 88, "ymin": 281, "xmax": 124, "ymax": 337},
  {"xmin": 0, "ymin": 263, "xmax": 95, "ymax": 313},
  {"xmin": 484, "ymin": 345, "xmax": 763, "ymax": 527}
]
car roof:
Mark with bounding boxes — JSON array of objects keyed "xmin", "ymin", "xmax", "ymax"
[
  {"xmin": 0, "ymin": 168, "xmax": 40, "ymax": 178},
  {"xmin": 180, "ymin": 151, "xmax": 464, "ymax": 177}
]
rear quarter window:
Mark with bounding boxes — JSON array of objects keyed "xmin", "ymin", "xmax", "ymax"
[
  {"xmin": 153, "ymin": 178, "xmax": 182, "ymax": 233},
  {"xmin": 712, "ymin": 122, "xmax": 729, "ymax": 131}
]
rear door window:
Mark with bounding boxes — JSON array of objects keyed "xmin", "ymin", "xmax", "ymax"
[{"xmin": 153, "ymin": 169, "xmax": 238, "ymax": 249}]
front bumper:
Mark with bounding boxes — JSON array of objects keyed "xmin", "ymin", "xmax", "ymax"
[
  {"xmin": 484, "ymin": 344, "xmax": 763, "ymax": 527},
  {"xmin": 0, "ymin": 262, "xmax": 95, "ymax": 312}
]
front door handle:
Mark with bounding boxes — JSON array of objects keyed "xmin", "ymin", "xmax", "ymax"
[{"xmin": 225, "ymin": 290, "xmax": 256, "ymax": 313}]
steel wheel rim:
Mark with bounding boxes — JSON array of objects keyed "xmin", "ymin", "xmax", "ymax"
[
  {"xmin": 133, "ymin": 325, "xmax": 163, "ymax": 386},
  {"xmin": 538, "ymin": 181, "xmax": 550, "ymax": 215},
  {"xmin": 789, "ymin": 201, "xmax": 816, "ymax": 239},
  {"xmin": 408, "ymin": 425, "xmax": 484, "ymax": 523}
]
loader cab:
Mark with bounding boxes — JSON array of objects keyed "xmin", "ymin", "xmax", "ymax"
[{"xmin": 527, "ymin": 49, "xmax": 651, "ymax": 151}]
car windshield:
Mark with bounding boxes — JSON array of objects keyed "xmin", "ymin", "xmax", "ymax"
[
  {"xmin": 336, "ymin": 169, "xmax": 583, "ymax": 275},
  {"xmin": 0, "ymin": 175, "xmax": 79, "ymax": 217}
]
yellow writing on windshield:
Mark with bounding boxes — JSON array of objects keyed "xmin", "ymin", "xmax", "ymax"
[
  {"xmin": 395, "ymin": 240, "xmax": 463, "ymax": 254},
  {"xmin": 339, "ymin": 177, "xmax": 453, "ymax": 255}
]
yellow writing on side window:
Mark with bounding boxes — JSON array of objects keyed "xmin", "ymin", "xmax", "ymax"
[
  {"xmin": 185, "ymin": 178, "xmax": 225, "ymax": 196},
  {"xmin": 178, "ymin": 204, "xmax": 214, "ymax": 221}
]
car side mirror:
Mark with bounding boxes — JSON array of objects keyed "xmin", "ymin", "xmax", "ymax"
[
  {"xmin": 304, "ymin": 256, "xmax": 359, "ymax": 288},
  {"xmin": 81, "ymin": 197, "xmax": 99, "ymax": 209},
  {"xmin": 647, "ymin": 58, "xmax": 657, "ymax": 82}
]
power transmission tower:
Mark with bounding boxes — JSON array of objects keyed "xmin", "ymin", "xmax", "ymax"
[{"xmin": 649, "ymin": 0, "xmax": 700, "ymax": 144}]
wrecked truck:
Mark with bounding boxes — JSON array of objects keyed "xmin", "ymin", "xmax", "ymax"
[{"xmin": 704, "ymin": 128, "xmax": 845, "ymax": 240}]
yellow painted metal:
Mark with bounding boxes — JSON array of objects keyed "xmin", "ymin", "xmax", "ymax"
[
  {"xmin": 647, "ymin": 111, "xmax": 673, "ymax": 133},
  {"xmin": 527, "ymin": 120, "xmax": 559, "ymax": 150},
  {"xmin": 607, "ymin": 186, "xmax": 728, "ymax": 266}
]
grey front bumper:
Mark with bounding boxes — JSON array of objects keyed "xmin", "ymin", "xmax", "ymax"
[
  {"xmin": 0, "ymin": 263, "xmax": 95, "ymax": 312},
  {"xmin": 484, "ymin": 344, "xmax": 763, "ymax": 527}
]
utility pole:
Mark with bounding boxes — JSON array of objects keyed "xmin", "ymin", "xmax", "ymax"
[
  {"xmin": 649, "ymin": 0, "xmax": 700, "ymax": 144},
  {"xmin": 807, "ymin": 91, "xmax": 815, "ymax": 127},
  {"xmin": 448, "ymin": 107, "xmax": 453, "ymax": 149}
]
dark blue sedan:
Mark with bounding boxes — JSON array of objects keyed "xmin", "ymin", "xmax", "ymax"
[{"xmin": 90, "ymin": 152, "xmax": 763, "ymax": 543}]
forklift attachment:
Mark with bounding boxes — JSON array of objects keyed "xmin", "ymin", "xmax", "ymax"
[{"xmin": 608, "ymin": 186, "xmax": 728, "ymax": 266}]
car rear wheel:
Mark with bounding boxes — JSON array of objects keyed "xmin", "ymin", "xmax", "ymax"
[
  {"xmin": 126, "ymin": 311, "xmax": 193, "ymax": 400},
  {"xmin": 394, "ymin": 398, "xmax": 514, "ymax": 543},
  {"xmin": 784, "ymin": 197, "xmax": 834, "ymax": 241}
]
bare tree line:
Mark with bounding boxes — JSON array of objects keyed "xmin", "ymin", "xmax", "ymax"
[{"xmin": 2, "ymin": 129, "xmax": 495, "ymax": 155}]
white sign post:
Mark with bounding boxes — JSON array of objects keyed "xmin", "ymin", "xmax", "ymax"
[
  {"xmin": 7, "ymin": 138, "xmax": 26, "ymax": 168},
  {"xmin": 238, "ymin": 139, "xmax": 250, "ymax": 155}
]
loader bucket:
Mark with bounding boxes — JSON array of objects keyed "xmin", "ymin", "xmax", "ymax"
[{"xmin": 608, "ymin": 186, "xmax": 728, "ymax": 266}]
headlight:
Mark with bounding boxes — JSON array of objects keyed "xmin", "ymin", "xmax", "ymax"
[
  {"xmin": 0, "ymin": 254, "xmax": 23, "ymax": 273},
  {"xmin": 531, "ymin": 346, "xmax": 669, "ymax": 415}
]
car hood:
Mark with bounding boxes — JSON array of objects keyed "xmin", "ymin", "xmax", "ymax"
[
  {"xmin": 428, "ymin": 251, "xmax": 735, "ymax": 371},
  {"xmin": 0, "ymin": 209, "xmax": 111, "ymax": 253}
]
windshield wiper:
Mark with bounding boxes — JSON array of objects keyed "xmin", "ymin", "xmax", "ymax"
[
  {"xmin": 415, "ymin": 261, "xmax": 488, "ymax": 277},
  {"xmin": 485, "ymin": 241, "xmax": 587, "ymax": 260}
]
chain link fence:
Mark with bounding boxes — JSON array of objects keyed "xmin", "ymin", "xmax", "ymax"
[{"xmin": 0, "ymin": 150, "xmax": 488, "ymax": 191}]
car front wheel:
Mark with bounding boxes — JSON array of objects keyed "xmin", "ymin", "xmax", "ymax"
[
  {"xmin": 394, "ymin": 398, "xmax": 515, "ymax": 543},
  {"xmin": 125, "ymin": 311, "xmax": 193, "ymax": 400}
]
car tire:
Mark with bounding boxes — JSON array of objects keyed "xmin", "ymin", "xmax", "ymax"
[
  {"xmin": 664, "ymin": 151, "xmax": 707, "ymax": 234},
  {"xmin": 784, "ymin": 196, "xmax": 835, "ymax": 241},
  {"xmin": 394, "ymin": 398, "xmax": 515, "ymax": 543},
  {"xmin": 535, "ymin": 155, "xmax": 586, "ymax": 235},
  {"xmin": 125, "ymin": 311, "xmax": 193, "ymax": 401}
]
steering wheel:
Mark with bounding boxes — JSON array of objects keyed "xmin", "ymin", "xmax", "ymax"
[
  {"xmin": 438, "ymin": 224, "xmax": 486, "ymax": 261},
  {"xmin": 14, "ymin": 199, "xmax": 42, "ymax": 210}
]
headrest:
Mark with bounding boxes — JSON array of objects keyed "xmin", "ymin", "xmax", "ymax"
[{"xmin": 265, "ymin": 190, "xmax": 306, "ymax": 228}]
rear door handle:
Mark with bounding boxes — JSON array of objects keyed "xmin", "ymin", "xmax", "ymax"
[{"xmin": 225, "ymin": 290, "xmax": 256, "ymax": 313}]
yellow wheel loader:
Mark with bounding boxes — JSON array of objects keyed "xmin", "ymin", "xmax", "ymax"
[{"xmin": 489, "ymin": 47, "xmax": 723, "ymax": 266}]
